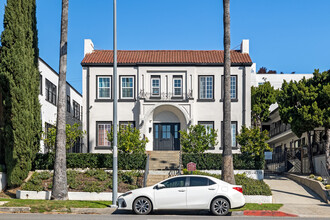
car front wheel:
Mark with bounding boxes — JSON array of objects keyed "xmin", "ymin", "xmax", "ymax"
[
  {"xmin": 210, "ymin": 197, "xmax": 230, "ymax": 216},
  {"xmin": 133, "ymin": 197, "xmax": 152, "ymax": 215}
]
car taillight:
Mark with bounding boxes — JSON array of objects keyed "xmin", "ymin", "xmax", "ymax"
[{"xmin": 233, "ymin": 187, "xmax": 243, "ymax": 193}]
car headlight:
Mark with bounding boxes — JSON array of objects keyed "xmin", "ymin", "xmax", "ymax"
[{"xmin": 121, "ymin": 191, "xmax": 132, "ymax": 197}]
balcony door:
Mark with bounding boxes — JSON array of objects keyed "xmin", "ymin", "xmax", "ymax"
[{"xmin": 153, "ymin": 123, "xmax": 180, "ymax": 151}]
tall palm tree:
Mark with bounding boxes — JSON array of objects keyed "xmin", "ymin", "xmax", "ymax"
[
  {"xmin": 51, "ymin": 0, "xmax": 69, "ymax": 200},
  {"xmin": 222, "ymin": 0, "xmax": 235, "ymax": 184}
]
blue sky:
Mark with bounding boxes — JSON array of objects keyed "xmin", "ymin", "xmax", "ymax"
[{"xmin": 1, "ymin": 0, "xmax": 330, "ymax": 94}]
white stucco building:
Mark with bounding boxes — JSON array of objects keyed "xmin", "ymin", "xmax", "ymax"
[
  {"xmin": 81, "ymin": 39, "xmax": 253, "ymax": 153},
  {"xmin": 39, "ymin": 58, "xmax": 83, "ymax": 153}
]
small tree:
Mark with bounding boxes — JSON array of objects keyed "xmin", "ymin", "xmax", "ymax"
[
  {"xmin": 180, "ymin": 124, "xmax": 218, "ymax": 153},
  {"xmin": 43, "ymin": 123, "xmax": 85, "ymax": 152},
  {"xmin": 251, "ymin": 82, "xmax": 277, "ymax": 129},
  {"xmin": 277, "ymin": 78, "xmax": 323, "ymax": 173},
  {"xmin": 308, "ymin": 69, "xmax": 330, "ymax": 171},
  {"xmin": 236, "ymin": 126, "xmax": 272, "ymax": 168},
  {"xmin": 107, "ymin": 125, "xmax": 148, "ymax": 153}
]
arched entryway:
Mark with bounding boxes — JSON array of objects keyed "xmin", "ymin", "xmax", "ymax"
[{"xmin": 142, "ymin": 104, "xmax": 189, "ymax": 151}]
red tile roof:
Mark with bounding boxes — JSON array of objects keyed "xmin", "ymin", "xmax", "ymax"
[{"xmin": 81, "ymin": 50, "xmax": 252, "ymax": 65}]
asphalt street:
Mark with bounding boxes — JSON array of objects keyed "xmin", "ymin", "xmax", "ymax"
[{"xmin": 0, "ymin": 213, "xmax": 327, "ymax": 220}]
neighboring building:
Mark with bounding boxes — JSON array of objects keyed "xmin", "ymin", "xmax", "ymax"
[
  {"xmin": 252, "ymin": 70, "xmax": 326, "ymax": 174},
  {"xmin": 81, "ymin": 39, "xmax": 253, "ymax": 153},
  {"xmin": 39, "ymin": 58, "xmax": 83, "ymax": 153}
]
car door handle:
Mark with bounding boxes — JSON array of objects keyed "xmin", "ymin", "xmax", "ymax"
[
  {"xmin": 178, "ymin": 189, "xmax": 185, "ymax": 192},
  {"xmin": 208, "ymin": 188, "xmax": 216, "ymax": 190}
]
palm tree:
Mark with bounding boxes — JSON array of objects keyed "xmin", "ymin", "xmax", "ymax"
[
  {"xmin": 51, "ymin": 0, "xmax": 69, "ymax": 200},
  {"xmin": 222, "ymin": 0, "xmax": 235, "ymax": 184}
]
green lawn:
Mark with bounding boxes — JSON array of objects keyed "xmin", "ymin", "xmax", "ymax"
[
  {"xmin": 0, "ymin": 198, "xmax": 112, "ymax": 213},
  {"xmin": 231, "ymin": 203, "xmax": 283, "ymax": 211},
  {"xmin": 0, "ymin": 198, "xmax": 282, "ymax": 213}
]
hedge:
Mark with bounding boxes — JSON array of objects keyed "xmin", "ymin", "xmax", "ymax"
[
  {"xmin": 33, "ymin": 153, "xmax": 147, "ymax": 170},
  {"xmin": 182, "ymin": 169, "xmax": 271, "ymax": 195},
  {"xmin": 182, "ymin": 153, "xmax": 264, "ymax": 170}
]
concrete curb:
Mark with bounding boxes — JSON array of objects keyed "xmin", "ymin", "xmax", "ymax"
[
  {"xmin": 70, "ymin": 208, "xmax": 117, "ymax": 214},
  {"xmin": 0, "ymin": 207, "xmax": 31, "ymax": 213}
]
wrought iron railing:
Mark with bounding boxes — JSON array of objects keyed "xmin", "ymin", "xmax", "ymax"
[
  {"xmin": 320, "ymin": 161, "xmax": 329, "ymax": 185},
  {"xmin": 139, "ymin": 90, "xmax": 193, "ymax": 101}
]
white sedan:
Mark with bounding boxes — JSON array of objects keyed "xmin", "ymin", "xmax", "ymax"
[{"xmin": 117, "ymin": 175, "xmax": 245, "ymax": 216}]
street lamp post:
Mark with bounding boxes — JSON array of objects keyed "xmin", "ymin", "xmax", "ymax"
[{"xmin": 112, "ymin": 0, "xmax": 118, "ymax": 205}]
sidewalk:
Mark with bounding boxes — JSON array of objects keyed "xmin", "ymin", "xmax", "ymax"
[{"xmin": 264, "ymin": 173, "xmax": 330, "ymax": 218}]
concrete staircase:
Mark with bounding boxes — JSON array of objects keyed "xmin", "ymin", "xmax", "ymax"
[
  {"xmin": 147, "ymin": 151, "xmax": 180, "ymax": 170},
  {"xmin": 145, "ymin": 151, "xmax": 180, "ymax": 186}
]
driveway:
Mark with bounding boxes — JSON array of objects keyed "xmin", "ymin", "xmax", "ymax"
[{"xmin": 264, "ymin": 173, "xmax": 330, "ymax": 218}]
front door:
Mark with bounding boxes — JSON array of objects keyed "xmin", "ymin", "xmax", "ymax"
[{"xmin": 153, "ymin": 123, "xmax": 180, "ymax": 151}]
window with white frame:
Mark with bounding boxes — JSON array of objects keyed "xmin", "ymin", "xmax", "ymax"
[
  {"xmin": 173, "ymin": 76, "xmax": 182, "ymax": 96},
  {"xmin": 121, "ymin": 76, "xmax": 134, "ymax": 99},
  {"xmin": 198, "ymin": 121, "xmax": 214, "ymax": 134},
  {"xmin": 230, "ymin": 76, "xmax": 237, "ymax": 99},
  {"xmin": 119, "ymin": 121, "xmax": 135, "ymax": 130},
  {"xmin": 97, "ymin": 76, "xmax": 111, "ymax": 99},
  {"xmin": 221, "ymin": 121, "xmax": 237, "ymax": 148},
  {"xmin": 151, "ymin": 76, "xmax": 160, "ymax": 96},
  {"xmin": 97, "ymin": 122, "xmax": 112, "ymax": 147},
  {"xmin": 221, "ymin": 75, "xmax": 237, "ymax": 100},
  {"xmin": 199, "ymin": 76, "xmax": 213, "ymax": 99}
]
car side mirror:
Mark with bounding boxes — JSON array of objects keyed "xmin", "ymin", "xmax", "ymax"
[{"xmin": 156, "ymin": 183, "xmax": 165, "ymax": 190}]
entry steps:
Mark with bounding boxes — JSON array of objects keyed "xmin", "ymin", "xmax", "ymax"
[{"xmin": 146, "ymin": 151, "xmax": 180, "ymax": 186}]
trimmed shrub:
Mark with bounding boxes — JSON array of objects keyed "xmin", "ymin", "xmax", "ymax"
[
  {"xmin": 316, "ymin": 177, "xmax": 323, "ymax": 181},
  {"xmin": 32, "ymin": 153, "xmax": 147, "ymax": 170},
  {"xmin": 182, "ymin": 169, "xmax": 271, "ymax": 195},
  {"xmin": 309, "ymin": 174, "xmax": 315, "ymax": 179},
  {"xmin": 182, "ymin": 153, "xmax": 263, "ymax": 170}
]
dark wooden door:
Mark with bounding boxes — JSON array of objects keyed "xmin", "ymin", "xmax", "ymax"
[{"xmin": 153, "ymin": 123, "xmax": 180, "ymax": 151}]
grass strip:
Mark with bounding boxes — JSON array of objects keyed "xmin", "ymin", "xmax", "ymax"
[
  {"xmin": 0, "ymin": 198, "xmax": 111, "ymax": 213},
  {"xmin": 231, "ymin": 203, "xmax": 283, "ymax": 211}
]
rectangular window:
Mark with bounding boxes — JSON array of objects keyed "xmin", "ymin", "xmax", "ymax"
[
  {"xmin": 173, "ymin": 77, "xmax": 182, "ymax": 96},
  {"xmin": 97, "ymin": 76, "xmax": 111, "ymax": 99},
  {"xmin": 39, "ymin": 74, "xmax": 43, "ymax": 95},
  {"xmin": 67, "ymin": 95, "xmax": 70, "ymax": 113},
  {"xmin": 120, "ymin": 76, "xmax": 134, "ymax": 99},
  {"xmin": 119, "ymin": 121, "xmax": 135, "ymax": 130},
  {"xmin": 198, "ymin": 121, "xmax": 214, "ymax": 135},
  {"xmin": 45, "ymin": 79, "xmax": 57, "ymax": 105},
  {"xmin": 97, "ymin": 122, "xmax": 112, "ymax": 147},
  {"xmin": 221, "ymin": 121, "xmax": 238, "ymax": 148},
  {"xmin": 221, "ymin": 75, "xmax": 237, "ymax": 100},
  {"xmin": 44, "ymin": 122, "xmax": 55, "ymax": 151},
  {"xmin": 73, "ymin": 100, "xmax": 80, "ymax": 120},
  {"xmin": 151, "ymin": 76, "xmax": 160, "ymax": 96},
  {"xmin": 199, "ymin": 76, "xmax": 213, "ymax": 99}
]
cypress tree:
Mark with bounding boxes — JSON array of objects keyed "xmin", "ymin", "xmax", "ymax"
[{"xmin": 0, "ymin": 0, "xmax": 41, "ymax": 186}]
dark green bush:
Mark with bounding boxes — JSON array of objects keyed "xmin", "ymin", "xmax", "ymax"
[
  {"xmin": 182, "ymin": 169, "xmax": 271, "ymax": 195},
  {"xmin": 182, "ymin": 153, "xmax": 263, "ymax": 170},
  {"xmin": 33, "ymin": 153, "xmax": 147, "ymax": 170}
]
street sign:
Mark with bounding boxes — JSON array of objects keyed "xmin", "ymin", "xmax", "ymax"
[
  {"xmin": 264, "ymin": 151, "xmax": 272, "ymax": 160},
  {"xmin": 187, "ymin": 162, "xmax": 196, "ymax": 171}
]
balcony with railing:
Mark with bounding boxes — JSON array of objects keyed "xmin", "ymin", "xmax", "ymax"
[
  {"xmin": 139, "ymin": 90, "xmax": 193, "ymax": 102},
  {"xmin": 269, "ymin": 120, "xmax": 291, "ymax": 138}
]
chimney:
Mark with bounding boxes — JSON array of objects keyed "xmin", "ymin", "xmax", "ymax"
[
  {"xmin": 241, "ymin": 39, "xmax": 249, "ymax": 54},
  {"xmin": 84, "ymin": 39, "xmax": 94, "ymax": 56}
]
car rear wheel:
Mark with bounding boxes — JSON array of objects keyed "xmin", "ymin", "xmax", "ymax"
[
  {"xmin": 210, "ymin": 197, "xmax": 230, "ymax": 216},
  {"xmin": 133, "ymin": 197, "xmax": 152, "ymax": 215}
]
